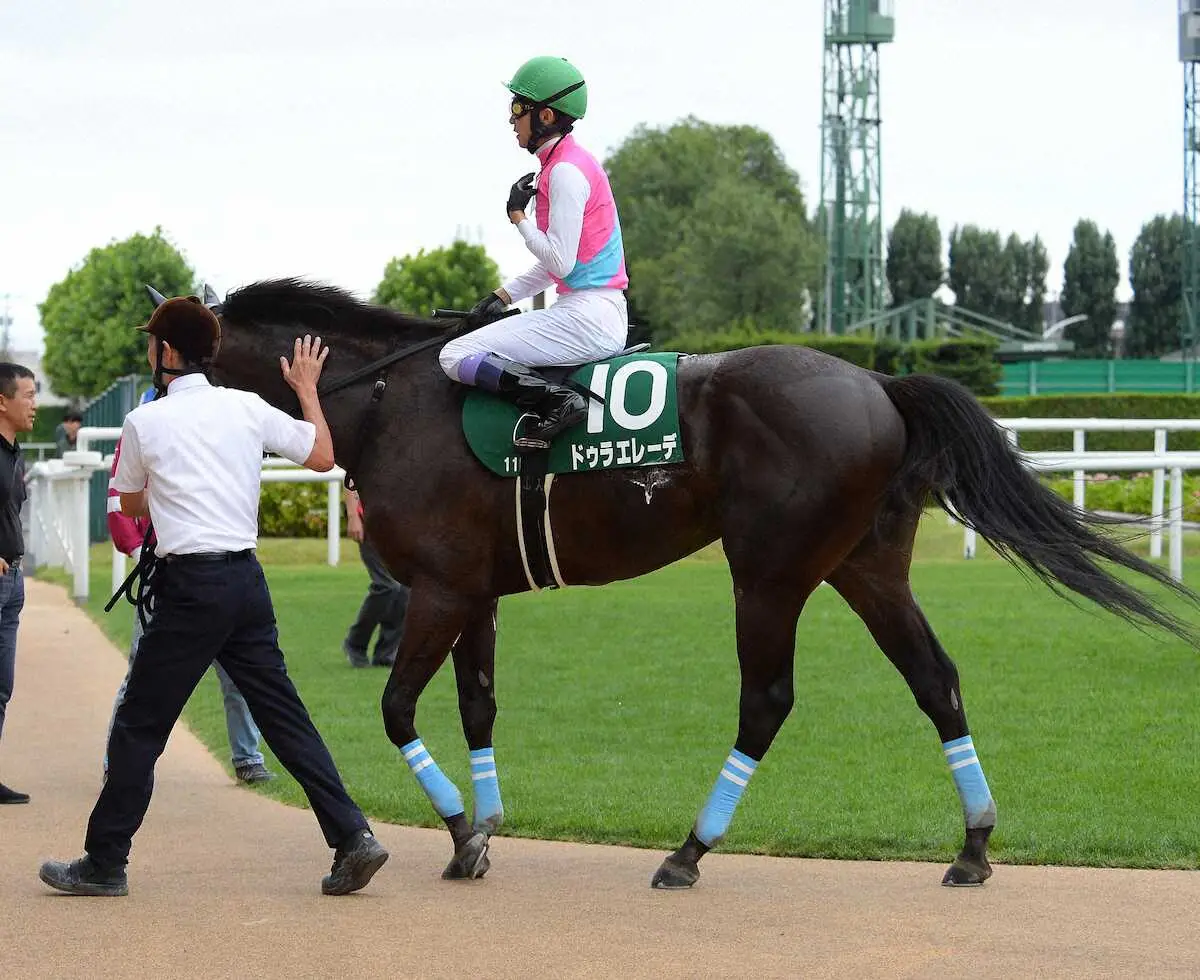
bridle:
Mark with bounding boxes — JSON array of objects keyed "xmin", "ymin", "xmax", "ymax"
[{"xmin": 314, "ymin": 308, "xmax": 517, "ymax": 486}]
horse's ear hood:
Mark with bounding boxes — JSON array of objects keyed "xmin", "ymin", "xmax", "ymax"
[
  {"xmin": 202, "ymin": 283, "xmax": 224, "ymax": 313},
  {"xmin": 139, "ymin": 295, "xmax": 221, "ymax": 362}
]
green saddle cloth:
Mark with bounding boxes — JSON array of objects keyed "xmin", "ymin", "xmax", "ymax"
[{"xmin": 462, "ymin": 352, "xmax": 685, "ymax": 477}]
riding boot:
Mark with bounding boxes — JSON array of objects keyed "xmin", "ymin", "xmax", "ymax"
[{"xmin": 474, "ymin": 355, "xmax": 587, "ymax": 444}]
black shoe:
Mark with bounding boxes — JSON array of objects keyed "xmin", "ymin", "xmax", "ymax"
[
  {"xmin": 322, "ymin": 830, "xmax": 389, "ymax": 896},
  {"xmin": 481, "ymin": 355, "xmax": 588, "ymax": 446},
  {"xmin": 235, "ymin": 763, "xmax": 275, "ymax": 785},
  {"xmin": 0, "ymin": 782, "xmax": 29, "ymax": 804},
  {"xmin": 39, "ymin": 856, "xmax": 128, "ymax": 897},
  {"xmin": 527, "ymin": 388, "xmax": 587, "ymax": 442}
]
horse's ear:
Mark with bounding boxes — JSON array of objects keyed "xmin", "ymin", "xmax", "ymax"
[
  {"xmin": 145, "ymin": 284, "xmax": 167, "ymax": 307},
  {"xmin": 202, "ymin": 283, "xmax": 223, "ymax": 313}
]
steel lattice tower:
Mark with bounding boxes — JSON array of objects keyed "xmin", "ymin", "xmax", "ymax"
[
  {"xmin": 818, "ymin": 0, "xmax": 894, "ymax": 335},
  {"xmin": 1185, "ymin": 54, "xmax": 1200, "ymax": 362}
]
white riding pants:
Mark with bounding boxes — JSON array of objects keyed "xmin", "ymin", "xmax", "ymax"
[{"xmin": 439, "ymin": 288, "xmax": 628, "ymax": 381}]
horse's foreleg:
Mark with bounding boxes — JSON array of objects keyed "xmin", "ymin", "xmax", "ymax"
[
  {"xmin": 450, "ymin": 599, "xmax": 504, "ymax": 859},
  {"xmin": 381, "ymin": 585, "xmax": 489, "ymax": 880},
  {"xmin": 828, "ymin": 550, "xmax": 997, "ymax": 886},
  {"xmin": 652, "ymin": 584, "xmax": 803, "ymax": 890}
]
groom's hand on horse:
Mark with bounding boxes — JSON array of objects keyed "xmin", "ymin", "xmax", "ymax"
[
  {"xmin": 280, "ymin": 335, "xmax": 336, "ymax": 472},
  {"xmin": 280, "ymin": 334, "xmax": 330, "ymax": 393},
  {"xmin": 467, "ymin": 292, "xmax": 507, "ymax": 328},
  {"xmin": 507, "ymin": 172, "xmax": 536, "ymax": 221}
]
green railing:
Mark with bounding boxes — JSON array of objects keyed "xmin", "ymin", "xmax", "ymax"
[
  {"xmin": 844, "ymin": 298, "xmax": 1073, "ymax": 359},
  {"xmin": 1000, "ymin": 360, "xmax": 1198, "ymax": 397}
]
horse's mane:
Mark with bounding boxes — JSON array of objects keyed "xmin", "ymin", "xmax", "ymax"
[{"xmin": 220, "ymin": 278, "xmax": 453, "ymax": 340}]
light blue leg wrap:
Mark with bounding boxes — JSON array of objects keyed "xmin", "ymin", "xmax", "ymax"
[
  {"xmin": 694, "ymin": 748, "xmax": 759, "ymax": 847},
  {"xmin": 470, "ymin": 747, "xmax": 504, "ymax": 834},
  {"xmin": 943, "ymin": 735, "xmax": 996, "ymax": 828},
  {"xmin": 401, "ymin": 738, "xmax": 464, "ymax": 819}
]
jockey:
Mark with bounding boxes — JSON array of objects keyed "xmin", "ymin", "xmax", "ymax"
[{"xmin": 439, "ymin": 55, "xmax": 629, "ymax": 446}]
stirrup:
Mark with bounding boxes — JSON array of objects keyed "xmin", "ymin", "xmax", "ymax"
[{"xmin": 510, "ymin": 413, "xmax": 550, "ymax": 454}]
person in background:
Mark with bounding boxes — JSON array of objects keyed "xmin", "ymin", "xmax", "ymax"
[
  {"xmin": 55, "ymin": 410, "xmax": 83, "ymax": 457},
  {"xmin": 0, "ymin": 362, "xmax": 37, "ymax": 805},
  {"xmin": 104, "ymin": 387, "xmax": 274, "ymax": 784},
  {"xmin": 342, "ymin": 485, "xmax": 408, "ymax": 669}
]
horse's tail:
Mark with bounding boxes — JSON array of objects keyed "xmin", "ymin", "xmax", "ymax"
[{"xmin": 878, "ymin": 372, "xmax": 1199, "ymax": 643}]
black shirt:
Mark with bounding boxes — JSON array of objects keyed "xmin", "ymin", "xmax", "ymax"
[{"xmin": 0, "ymin": 436, "xmax": 26, "ymax": 560}]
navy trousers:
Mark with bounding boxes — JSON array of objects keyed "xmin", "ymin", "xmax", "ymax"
[
  {"xmin": 343, "ymin": 538, "xmax": 409, "ymax": 663},
  {"xmin": 86, "ymin": 552, "xmax": 368, "ymax": 869}
]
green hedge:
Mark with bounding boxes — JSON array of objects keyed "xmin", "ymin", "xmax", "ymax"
[
  {"xmin": 658, "ymin": 330, "xmax": 998, "ymax": 395},
  {"xmin": 905, "ymin": 337, "xmax": 1001, "ymax": 397},
  {"xmin": 980, "ymin": 393, "xmax": 1200, "ymax": 451},
  {"xmin": 1044, "ymin": 473, "xmax": 1200, "ymax": 522},
  {"xmin": 660, "ymin": 329, "xmax": 878, "ymax": 368},
  {"xmin": 259, "ymin": 482, "xmax": 340, "ymax": 538}
]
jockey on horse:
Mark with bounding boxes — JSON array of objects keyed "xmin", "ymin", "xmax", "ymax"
[{"xmin": 438, "ymin": 55, "xmax": 630, "ymax": 447}]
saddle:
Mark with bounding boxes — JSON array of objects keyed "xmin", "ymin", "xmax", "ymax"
[
  {"xmin": 459, "ymin": 347, "xmax": 686, "ymax": 594},
  {"xmin": 433, "ymin": 306, "xmax": 684, "ymax": 594}
]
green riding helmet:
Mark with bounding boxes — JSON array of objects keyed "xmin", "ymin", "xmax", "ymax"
[{"xmin": 505, "ymin": 56, "xmax": 588, "ymax": 120}]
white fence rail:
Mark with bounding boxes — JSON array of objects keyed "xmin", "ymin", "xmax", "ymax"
[
  {"xmin": 959, "ymin": 418, "xmax": 1200, "ymax": 583},
  {"xmin": 30, "ymin": 427, "xmax": 346, "ymax": 602},
  {"xmin": 37, "ymin": 419, "xmax": 1200, "ymax": 599}
]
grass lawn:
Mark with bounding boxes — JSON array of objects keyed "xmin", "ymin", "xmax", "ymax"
[{"xmin": 37, "ymin": 514, "xmax": 1200, "ymax": 870}]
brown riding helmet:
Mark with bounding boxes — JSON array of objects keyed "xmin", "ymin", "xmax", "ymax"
[{"xmin": 138, "ymin": 295, "xmax": 221, "ymax": 363}]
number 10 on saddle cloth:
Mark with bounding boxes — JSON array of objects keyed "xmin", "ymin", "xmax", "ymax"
[{"xmin": 461, "ymin": 353, "xmax": 685, "ymax": 478}]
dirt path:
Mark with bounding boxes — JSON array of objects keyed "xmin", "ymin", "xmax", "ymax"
[{"xmin": 1, "ymin": 577, "xmax": 1197, "ymax": 979}]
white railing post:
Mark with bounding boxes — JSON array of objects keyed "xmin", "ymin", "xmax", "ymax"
[
  {"xmin": 326, "ymin": 477, "xmax": 340, "ymax": 567},
  {"xmin": 71, "ymin": 470, "xmax": 90, "ymax": 602},
  {"xmin": 1170, "ymin": 467, "xmax": 1184, "ymax": 583},
  {"xmin": 112, "ymin": 546, "xmax": 125, "ymax": 597},
  {"xmin": 26, "ymin": 475, "xmax": 43, "ymax": 571},
  {"xmin": 1151, "ymin": 428, "xmax": 1166, "ymax": 559},
  {"xmin": 1072, "ymin": 429, "xmax": 1086, "ymax": 510}
]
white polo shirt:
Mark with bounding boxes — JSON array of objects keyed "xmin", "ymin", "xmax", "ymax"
[{"xmin": 112, "ymin": 374, "xmax": 317, "ymax": 557}]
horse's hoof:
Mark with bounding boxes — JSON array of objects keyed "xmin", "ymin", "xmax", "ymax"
[
  {"xmin": 651, "ymin": 856, "xmax": 699, "ymax": 890},
  {"xmin": 941, "ymin": 858, "xmax": 992, "ymax": 887},
  {"xmin": 442, "ymin": 833, "xmax": 489, "ymax": 881}
]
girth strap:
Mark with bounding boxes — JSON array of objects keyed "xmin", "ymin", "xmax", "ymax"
[{"xmin": 514, "ymin": 449, "xmax": 563, "ymax": 592}]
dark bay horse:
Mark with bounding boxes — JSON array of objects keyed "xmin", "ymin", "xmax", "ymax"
[{"xmin": 211, "ymin": 279, "xmax": 1196, "ymax": 889}]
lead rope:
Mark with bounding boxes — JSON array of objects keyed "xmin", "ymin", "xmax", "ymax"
[{"xmin": 104, "ymin": 524, "xmax": 160, "ymax": 632}]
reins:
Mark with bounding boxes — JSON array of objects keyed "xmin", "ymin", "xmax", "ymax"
[{"xmin": 314, "ymin": 308, "xmax": 517, "ymax": 486}]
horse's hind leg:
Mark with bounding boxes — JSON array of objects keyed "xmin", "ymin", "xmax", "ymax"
[{"xmin": 826, "ymin": 512, "xmax": 997, "ymax": 886}]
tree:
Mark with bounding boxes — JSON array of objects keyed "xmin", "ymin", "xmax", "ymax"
[
  {"xmin": 946, "ymin": 225, "xmax": 1046, "ymax": 331},
  {"xmin": 1021, "ymin": 236, "xmax": 1050, "ymax": 335},
  {"xmin": 1127, "ymin": 214, "xmax": 1185, "ymax": 359},
  {"xmin": 1060, "ymin": 219, "xmax": 1119, "ymax": 358},
  {"xmin": 885, "ymin": 210, "xmax": 943, "ymax": 306},
  {"xmin": 947, "ymin": 225, "xmax": 1008, "ymax": 321},
  {"xmin": 997, "ymin": 232, "xmax": 1029, "ymax": 327},
  {"xmin": 373, "ymin": 240, "xmax": 500, "ymax": 315},
  {"xmin": 604, "ymin": 116, "xmax": 822, "ymax": 338},
  {"xmin": 40, "ymin": 228, "xmax": 195, "ymax": 399}
]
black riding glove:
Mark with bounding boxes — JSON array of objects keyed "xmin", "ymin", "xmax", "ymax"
[
  {"xmin": 467, "ymin": 292, "xmax": 507, "ymax": 327},
  {"xmin": 507, "ymin": 172, "xmax": 536, "ymax": 216}
]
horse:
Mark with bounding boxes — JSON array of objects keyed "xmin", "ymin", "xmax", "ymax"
[{"xmin": 209, "ymin": 278, "xmax": 1197, "ymax": 889}]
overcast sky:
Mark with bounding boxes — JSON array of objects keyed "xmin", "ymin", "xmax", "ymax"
[{"xmin": 0, "ymin": 0, "xmax": 1184, "ymax": 352}]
